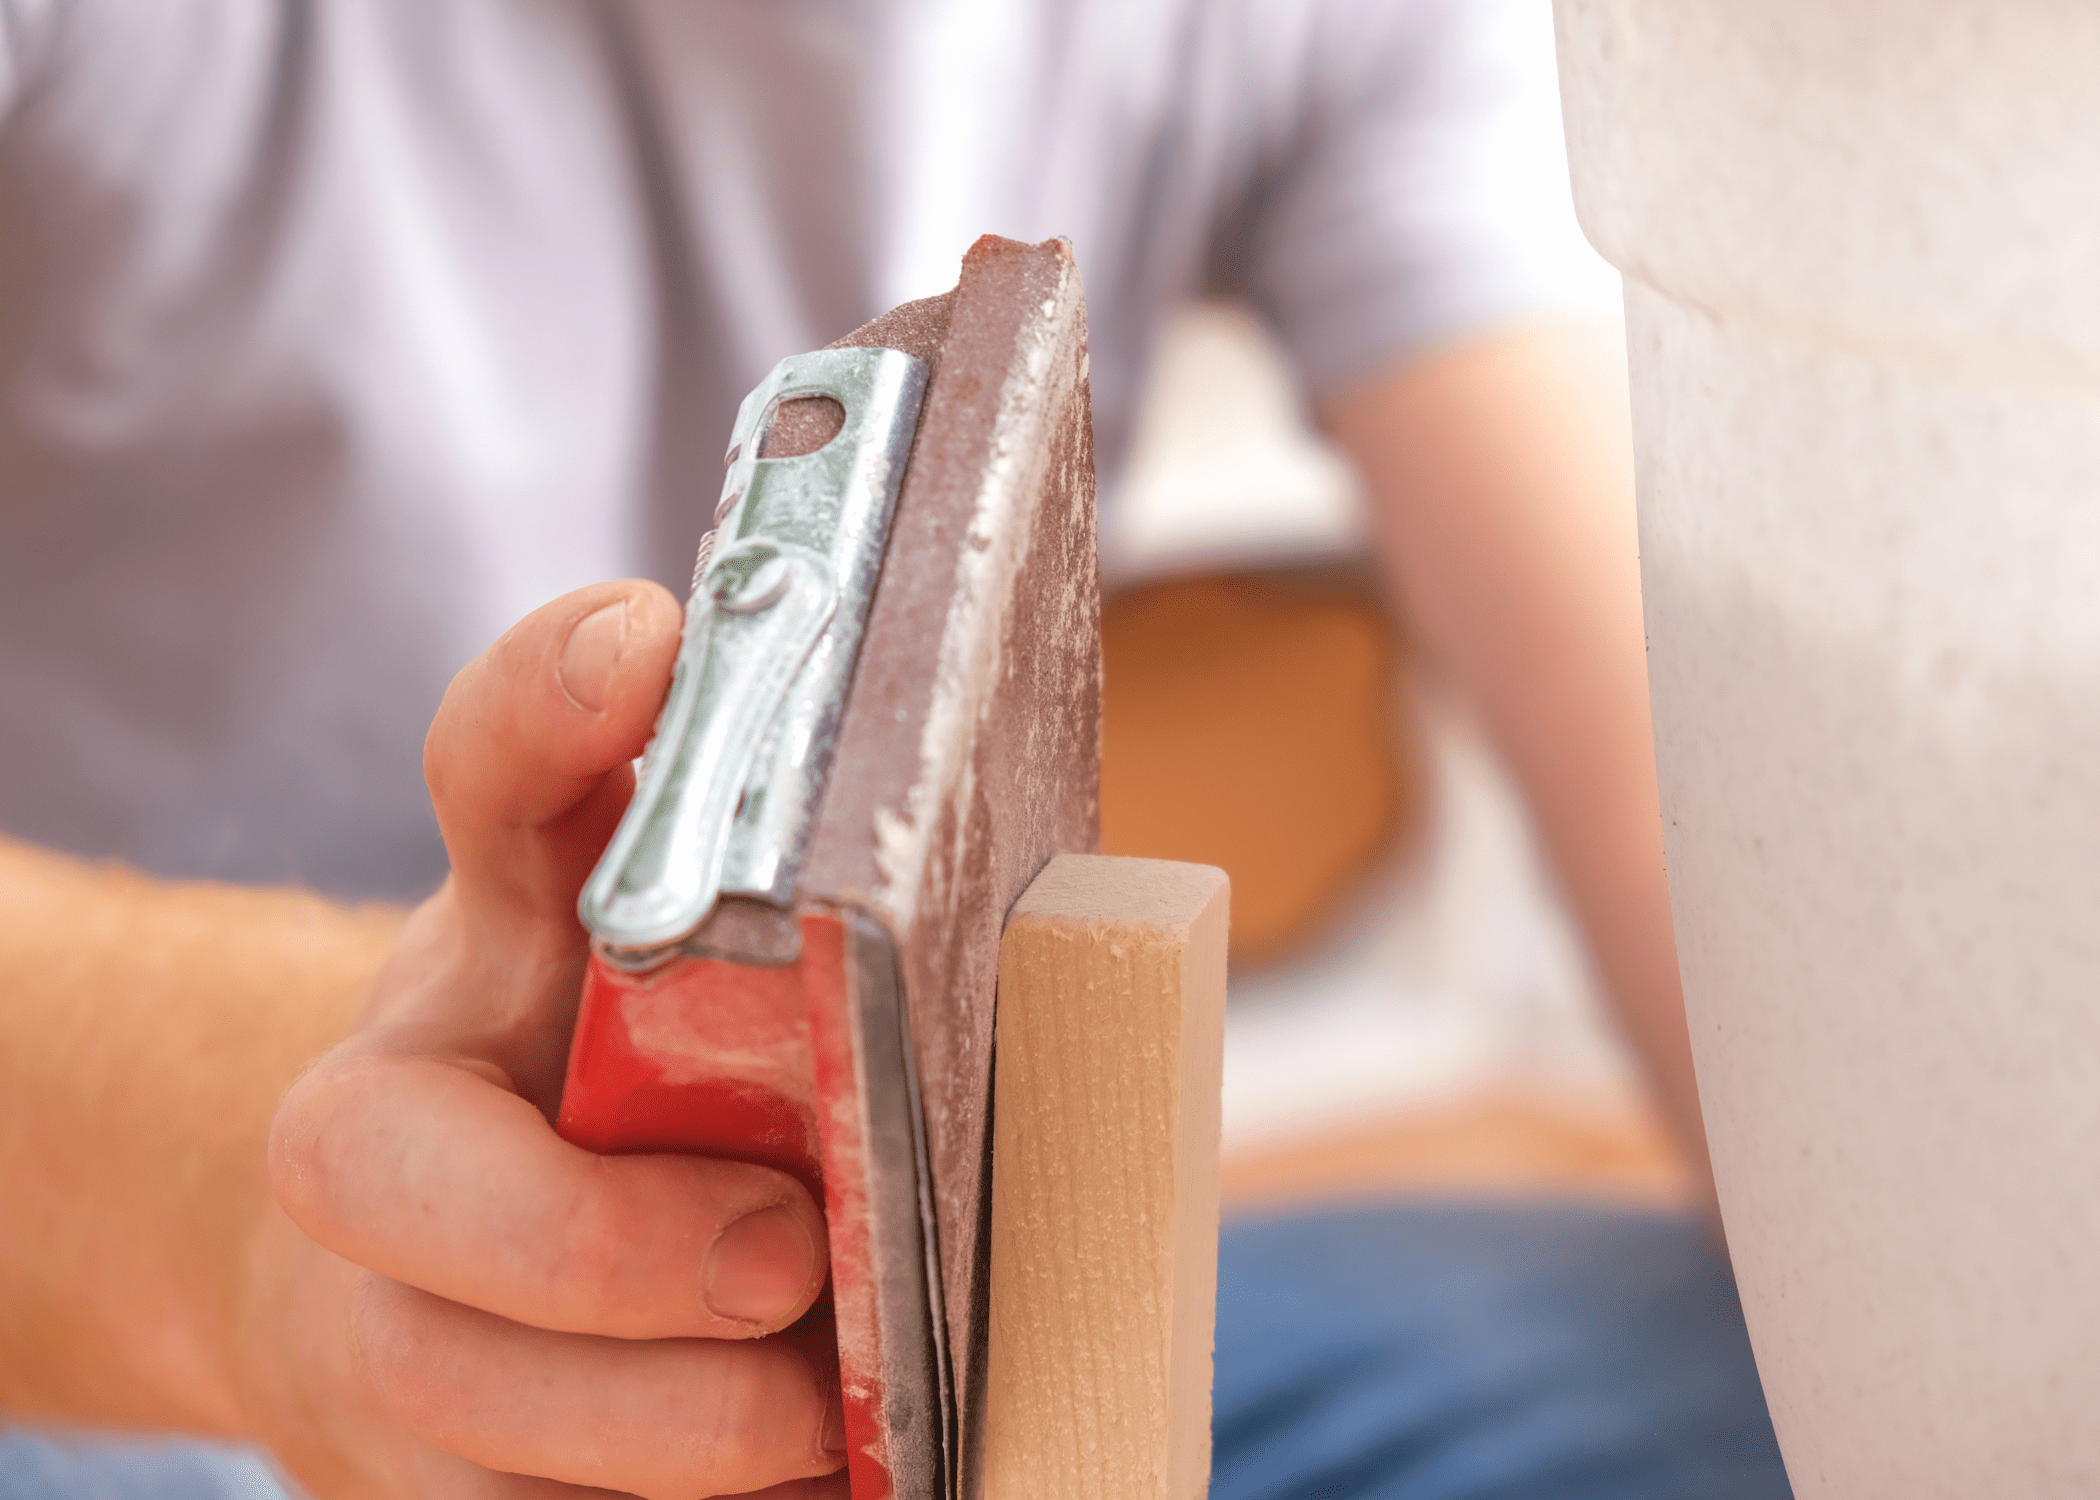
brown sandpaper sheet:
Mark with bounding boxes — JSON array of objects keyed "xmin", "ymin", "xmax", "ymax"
[{"xmin": 800, "ymin": 234, "xmax": 1100, "ymax": 1496}]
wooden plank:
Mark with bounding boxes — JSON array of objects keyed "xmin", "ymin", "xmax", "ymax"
[{"xmin": 982, "ymin": 854, "xmax": 1229, "ymax": 1500}]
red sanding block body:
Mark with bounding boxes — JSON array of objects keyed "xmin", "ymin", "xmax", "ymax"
[
  {"xmin": 562, "ymin": 915, "xmax": 895, "ymax": 1494},
  {"xmin": 561, "ymin": 928, "xmax": 834, "ymax": 1195},
  {"xmin": 557, "ymin": 236, "xmax": 1099, "ymax": 1500}
]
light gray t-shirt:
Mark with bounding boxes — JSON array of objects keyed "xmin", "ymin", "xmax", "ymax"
[{"xmin": 0, "ymin": 0, "xmax": 1598, "ymax": 900}]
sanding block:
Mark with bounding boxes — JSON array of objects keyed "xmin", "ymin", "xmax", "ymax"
[{"xmin": 556, "ymin": 235, "xmax": 1099, "ymax": 1500}]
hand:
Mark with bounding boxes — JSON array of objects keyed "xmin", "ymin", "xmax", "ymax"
[{"xmin": 252, "ymin": 582, "xmax": 847, "ymax": 1498}]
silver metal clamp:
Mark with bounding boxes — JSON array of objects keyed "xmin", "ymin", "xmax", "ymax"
[{"xmin": 579, "ymin": 345, "xmax": 928, "ymax": 968}]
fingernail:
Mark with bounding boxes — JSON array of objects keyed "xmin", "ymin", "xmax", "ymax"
[
  {"xmin": 557, "ymin": 599, "xmax": 629, "ymax": 713},
  {"xmin": 704, "ymin": 1205, "xmax": 817, "ymax": 1326},
  {"xmin": 820, "ymin": 1383, "xmax": 847, "ymax": 1459}
]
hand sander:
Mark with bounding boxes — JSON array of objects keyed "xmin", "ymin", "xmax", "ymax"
[{"xmin": 555, "ymin": 235, "xmax": 1099, "ymax": 1500}]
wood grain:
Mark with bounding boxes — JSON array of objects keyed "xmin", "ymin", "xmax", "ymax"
[{"xmin": 983, "ymin": 854, "xmax": 1229, "ymax": 1500}]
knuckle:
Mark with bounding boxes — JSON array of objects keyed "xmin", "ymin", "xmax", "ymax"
[
  {"xmin": 264, "ymin": 1077, "xmax": 323, "ymax": 1193},
  {"xmin": 541, "ymin": 1157, "xmax": 794, "ymax": 1335},
  {"xmin": 692, "ymin": 1343, "xmax": 823, "ymax": 1483},
  {"xmin": 352, "ymin": 1277, "xmax": 449, "ymax": 1424},
  {"xmin": 266, "ymin": 1056, "xmax": 362, "ymax": 1221},
  {"xmin": 422, "ymin": 679, "xmax": 473, "ymax": 794},
  {"xmin": 542, "ymin": 1162, "xmax": 642, "ymax": 1325}
]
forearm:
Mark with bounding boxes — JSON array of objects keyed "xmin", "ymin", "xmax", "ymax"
[
  {"xmin": 0, "ymin": 836, "xmax": 399, "ymax": 1430},
  {"xmin": 1324, "ymin": 322, "xmax": 1712, "ymax": 1193},
  {"xmin": 2, "ymin": 582, "xmax": 843, "ymax": 1500}
]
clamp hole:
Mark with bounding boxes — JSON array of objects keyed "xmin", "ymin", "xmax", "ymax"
[{"xmin": 758, "ymin": 394, "xmax": 847, "ymax": 459}]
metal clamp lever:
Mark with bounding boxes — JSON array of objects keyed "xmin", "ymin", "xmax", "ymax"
[{"xmin": 578, "ymin": 345, "xmax": 928, "ymax": 969}]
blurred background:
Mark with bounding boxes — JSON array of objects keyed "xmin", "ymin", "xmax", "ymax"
[{"xmin": 1097, "ymin": 221, "xmax": 1685, "ymax": 1210}]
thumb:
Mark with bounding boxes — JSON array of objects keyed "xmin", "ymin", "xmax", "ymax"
[{"xmin": 424, "ymin": 580, "xmax": 683, "ymax": 932}]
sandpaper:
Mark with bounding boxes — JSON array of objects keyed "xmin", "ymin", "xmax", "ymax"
[{"xmin": 802, "ymin": 234, "xmax": 1100, "ymax": 1496}]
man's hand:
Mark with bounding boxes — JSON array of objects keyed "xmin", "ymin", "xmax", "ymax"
[{"xmin": 244, "ymin": 580, "xmax": 845, "ymax": 1497}]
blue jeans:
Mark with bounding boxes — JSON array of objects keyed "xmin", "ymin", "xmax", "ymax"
[
  {"xmin": 3, "ymin": 1201, "xmax": 1790, "ymax": 1499},
  {"xmin": 1210, "ymin": 1202, "xmax": 1789, "ymax": 1500}
]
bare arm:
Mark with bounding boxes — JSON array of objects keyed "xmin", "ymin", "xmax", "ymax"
[
  {"xmin": 1322, "ymin": 321, "xmax": 1713, "ymax": 1201},
  {"xmin": 0, "ymin": 840, "xmax": 396, "ymax": 1429}
]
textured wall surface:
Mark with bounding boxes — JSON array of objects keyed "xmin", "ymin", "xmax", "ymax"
[{"xmin": 1558, "ymin": 4, "xmax": 2100, "ymax": 1494}]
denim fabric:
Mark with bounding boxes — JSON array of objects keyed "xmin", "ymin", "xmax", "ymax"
[
  {"xmin": 0, "ymin": 1431, "xmax": 293, "ymax": 1500},
  {"xmin": 1211, "ymin": 1202, "xmax": 1792, "ymax": 1500},
  {"xmin": 3, "ymin": 1201, "xmax": 1790, "ymax": 1499}
]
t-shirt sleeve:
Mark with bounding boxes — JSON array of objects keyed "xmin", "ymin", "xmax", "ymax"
[{"xmin": 1216, "ymin": 0, "xmax": 1621, "ymax": 395}]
